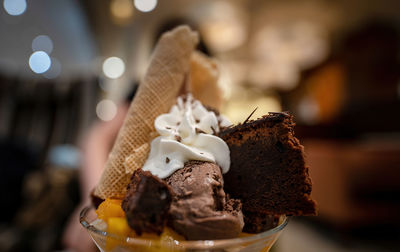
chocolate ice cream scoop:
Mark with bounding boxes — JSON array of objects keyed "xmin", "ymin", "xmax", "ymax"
[{"xmin": 166, "ymin": 161, "xmax": 244, "ymax": 240}]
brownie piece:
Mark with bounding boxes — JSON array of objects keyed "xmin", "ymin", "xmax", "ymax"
[
  {"xmin": 243, "ymin": 211, "xmax": 280, "ymax": 233},
  {"xmin": 122, "ymin": 169, "xmax": 173, "ymax": 235},
  {"xmin": 219, "ymin": 112, "xmax": 316, "ymax": 230}
]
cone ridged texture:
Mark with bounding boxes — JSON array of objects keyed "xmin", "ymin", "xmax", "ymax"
[{"xmin": 94, "ymin": 26, "xmax": 199, "ymax": 199}]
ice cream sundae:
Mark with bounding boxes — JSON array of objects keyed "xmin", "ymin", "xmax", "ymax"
[{"xmin": 81, "ymin": 25, "xmax": 316, "ymax": 252}]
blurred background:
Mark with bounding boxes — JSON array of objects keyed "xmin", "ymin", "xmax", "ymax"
[{"xmin": 1, "ymin": 0, "xmax": 400, "ymax": 251}]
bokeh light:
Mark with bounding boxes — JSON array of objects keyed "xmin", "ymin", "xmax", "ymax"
[
  {"xmin": 29, "ymin": 51, "xmax": 51, "ymax": 74},
  {"xmin": 3, "ymin": 0, "xmax": 27, "ymax": 16},
  {"xmin": 134, "ymin": 0, "xmax": 157, "ymax": 13},
  {"xmin": 249, "ymin": 61, "xmax": 299, "ymax": 90},
  {"xmin": 43, "ymin": 57, "xmax": 61, "ymax": 79},
  {"xmin": 32, "ymin": 35, "xmax": 53, "ymax": 54},
  {"xmin": 96, "ymin": 99, "xmax": 117, "ymax": 121},
  {"xmin": 198, "ymin": 1, "xmax": 247, "ymax": 52},
  {"xmin": 110, "ymin": 0, "xmax": 134, "ymax": 20},
  {"xmin": 248, "ymin": 21, "xmax": 328, "ymax": 90},
  {"xmin": 102, "ymin": 57, "xmax": 125, "ymax": 79}
]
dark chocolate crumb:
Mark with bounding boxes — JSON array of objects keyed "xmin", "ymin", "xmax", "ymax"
[
  {"xmin": 195, "ymin": 128, "xmax": 206, "ymax": 134},
  {"xmin": 211, "ymin": 126, "xmax": 217, "ymax": 135}
]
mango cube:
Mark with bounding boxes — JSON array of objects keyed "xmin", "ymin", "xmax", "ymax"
[
  {"xmin": 96, "ymin": 199, "xmax": 188, "ymax": 251},
  {"xmin": 96, "ymin": 198, "xmax": 125, "ymax": 222},
  {"xmin": 106, "ymin": 217, "xmax": 130, "ymax": 251},
  {"xmin": 107, "ymin": 217, "xmax": 131, "ymax": 236}
]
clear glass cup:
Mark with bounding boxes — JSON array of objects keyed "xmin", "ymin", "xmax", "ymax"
[{"xmin": 80, "ymin": 206, "xmax": 288, "ymax": 252}]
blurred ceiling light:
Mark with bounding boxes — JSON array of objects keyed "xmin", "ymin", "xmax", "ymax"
[
  {"xmin": 200, "ymin": 2, "xmax": 247, "ymax": 52},
  {"xmin": 43, "ymin": 57, "xmax": 61, "ymax": 79},
  {"xmin": 249, "ymin": 21, "xmax": 328, "ymax": 90},
  {"xmin": 29, "ymin": 51, "xmax": 51, "ymax": 74},
  {"xmin": 252, "ymin": 21, "xmax": 327, "ymax": 70},
  {"xmin": 249, "ymin": 61, "xmax": 299, "ymax": 90},
  {"xmin": 96, "ymin": 99, "xmax": 118, "ymax": 121},
  {"xmin": 110, "ymin": 0, "xmax": 134, "ymax": 20},
  {"xmin": 203, "ymin": 20, "xmax": 246, "ymax": 52},
  {"xmin": 102, "ymin": 57, "xmax": 125, "ymax": 79},
  {"xmin": 3, "ymin": 0, "xmax": 26, "ymax": 16},
  {"xmin": 134, "ymin": 0, "xmax": 157, "ymax": 13},
  {"xmin": 288, "ymin": 22, "xmax": 328, "ymax": 69},
  {"xmin": 32, "ymin": 35, "xmax": 53, "ymax": 54}
]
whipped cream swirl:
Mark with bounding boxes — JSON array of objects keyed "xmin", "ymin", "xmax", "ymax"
[{"xmin": 142, "ymin": 94, "xmax": 232, "ymax": 179}]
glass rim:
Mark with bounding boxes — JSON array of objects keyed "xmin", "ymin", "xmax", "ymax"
[{"xmin": 80, "ymin": 206, "xmax": 288, "ymax": 249}]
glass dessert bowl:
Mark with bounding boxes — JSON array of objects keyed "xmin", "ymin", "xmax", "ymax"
[{"xmin": 80, "ymin": 206, "xmax": 288, "ymax": 252}]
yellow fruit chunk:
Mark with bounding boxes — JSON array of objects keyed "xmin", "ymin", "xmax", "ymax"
[
  {"xmin": 96, "ymin": 198, "xmax": 125, "ymax": 222},
  {"xmin": 106, "ymin": 217, "xmax": 130, "ymax": 251},
  {"xmin": 107, "ymin": 217, "xmax": 131, "ymax": 236}
]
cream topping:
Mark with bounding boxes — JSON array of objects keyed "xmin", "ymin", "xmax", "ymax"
[{"xmin": 142, "ymin": 94, "xmax": 231, "ymax": 179}]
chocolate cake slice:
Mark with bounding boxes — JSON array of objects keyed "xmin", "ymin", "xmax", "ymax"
[
  {"xmin": 122, "ymin": 169, "xmax": 173, "ymax": 235},
  {"xmin": 243, "ymin": 212, "xmax": 280, "ymax": 233},
  {"xmin": 219, "ymin": 112, "xmax": 316, "ymax": 231}
]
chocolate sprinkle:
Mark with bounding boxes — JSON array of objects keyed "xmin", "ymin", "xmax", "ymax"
[
  {"xmin": 195, "ymin": 128, "xmax": 206, "ymax": 134},
  {"xmin": 243, "ymin": 107, "xmax": 258, "ymax": 124},
  {"xmin": 211, "ymin": 126, "xmax": 217, "ymax": 135}
]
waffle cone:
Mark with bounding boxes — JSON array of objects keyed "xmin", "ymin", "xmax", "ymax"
[{"xmin": 94, "ymin": 26, "xmax": 199, "ymax": 200}]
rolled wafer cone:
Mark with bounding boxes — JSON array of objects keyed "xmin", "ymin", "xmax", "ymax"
[
  {"xmin": 189, "ymin": 51, "xmax": 223, "ymax": 110},
  {"xmin": 94, "ymin": 25, "xmax": 199, "ymax": 200}
]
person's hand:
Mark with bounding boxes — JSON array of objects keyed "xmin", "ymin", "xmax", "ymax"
[{"xmin": 62, "ymin": 202, "xmax": 97, "ymax": 252}]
